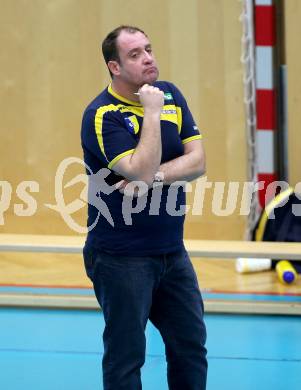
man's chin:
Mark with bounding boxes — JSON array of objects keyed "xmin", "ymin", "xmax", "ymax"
[{"xmin": 144, "ymin": 71, "xmax": 159, "ymax": 85}]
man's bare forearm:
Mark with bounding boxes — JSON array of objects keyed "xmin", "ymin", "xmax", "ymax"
[
  {"xmin": 112, "ymin": 85, "xmax": 164, "ymax": 185},
  {"xmin": 128, "ymin": 109, "xmax": 162, "ymax": 185},
  {"xmin": 159, "ymin": 149, "xmax": 205, "ymax": 184}
]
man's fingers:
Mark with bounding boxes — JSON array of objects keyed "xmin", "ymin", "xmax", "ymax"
[
  {"xmin": 138, "ymin": 84, "xmax": 164, "ymax": 110},
  {"xmin": 115, "ymin": 179, "xmax": 127, "ymax": 190}
]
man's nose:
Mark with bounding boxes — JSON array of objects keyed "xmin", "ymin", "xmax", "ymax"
[{"xmin": 143, "ymin": 51, "xmax": 153, "ymax": 63}]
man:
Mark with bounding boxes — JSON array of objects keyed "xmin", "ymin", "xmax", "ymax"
[{"xmin": 81, "ymin": 25, "xmax": 207, "ymax": 389}]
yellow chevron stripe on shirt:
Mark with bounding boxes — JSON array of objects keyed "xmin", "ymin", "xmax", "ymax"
[
  {"xmin": 94, "ymin": 104, "xmax": 121, "ymax": 161},
  {"xmin": 108, "ymin": 84, "xmax": 142, "ymax": 106},
  {"xmin": 176, "ymin": 107, "xmax": 182, "ymax": 134},
  {"xmin": 94, "ymin": 100, "xmax": 186, "ymax": 164},
  {"xmin": 119, "ymin": 105, "xmax": 144, "ymax": 117},
  {"xmin": 160, "ymin": 105, "xmax": 179, "ymax": 126}
]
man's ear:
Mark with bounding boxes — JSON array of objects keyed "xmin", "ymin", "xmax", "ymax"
[{"xmin": 108, "ymin": 60, "xmax": 120, "ymax": 76}]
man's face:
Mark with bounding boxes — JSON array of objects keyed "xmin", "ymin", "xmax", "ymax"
[{"xmin": 113, "ymin": 30, "xmax": 159, "ymax": 87}]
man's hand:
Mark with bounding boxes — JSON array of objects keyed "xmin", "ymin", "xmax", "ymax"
[
  {"xmin": 115, "ymin": 179, "xmax": 149, "ymax": 197},
  {"xmin": 138, "ymin": 84, "xmax": 164, "ymax": 115},
  {"xmin": 115, "ymin": 179, "xmax": 130, "ymax": 194}
]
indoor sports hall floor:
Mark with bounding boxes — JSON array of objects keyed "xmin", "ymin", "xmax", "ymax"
[
  {"xmin": 0, "ymin": 251, "xmax": 301, "ymax": 389},
  {"xmin": 1, "ymin": 307, "xmax": 301, "ymax": 389}
]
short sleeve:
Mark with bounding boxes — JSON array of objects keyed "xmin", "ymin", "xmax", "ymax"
[
  {"xmin": 82, "ymin": 107, "xmax": 137, "ymax": 169},
  {"xmin": 170, "ymin": 84, "xmax": 203, "ymax": 144}
]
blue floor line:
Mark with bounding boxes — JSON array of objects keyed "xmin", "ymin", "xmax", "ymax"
[
  {"xmin": 1, "ymin": 285, "xmax": 301, "ymax": 302},
  {"xmin": 0, "ymin": 286, "xmax": 95, "ymax": 296},
  {"xmin": 202, "ymin": 292, "xmax": 301, "ymax": 302},
  {"xmin": 1, "ymin": 348, "xmax": 300, "ymax": 363}
]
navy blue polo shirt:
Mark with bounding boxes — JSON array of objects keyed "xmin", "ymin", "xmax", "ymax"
[{"xmin": 81, "ymin": 81, "xmax": 202, "ymax": 255}]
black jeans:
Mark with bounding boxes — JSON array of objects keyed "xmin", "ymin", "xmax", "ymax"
[{"xmin": 84, "ymin": 247, "xmax": 207, "ymax": 390}]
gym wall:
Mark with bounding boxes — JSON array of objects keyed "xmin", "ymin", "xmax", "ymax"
[{"xmin": 1, "ymin": 0, "xmax": 247, "ymax": 239}]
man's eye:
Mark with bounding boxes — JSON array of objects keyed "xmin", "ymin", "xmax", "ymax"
[{"xmin": 131, "ymin": 53, "xmax": 138, "ymax": 58}]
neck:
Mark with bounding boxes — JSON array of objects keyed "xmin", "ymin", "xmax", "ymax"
[{"xmin": 111, "ymin": 79, "xmax": 140, "ymax": 103}]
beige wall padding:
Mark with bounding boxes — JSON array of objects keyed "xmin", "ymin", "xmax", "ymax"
[
  {"xmin": 0, "ymin": 0, "xmax": 247, "ymax": 239},
  {"xmin": 284, "ymin": 0, "xmax": 301, "ymax": 188}
]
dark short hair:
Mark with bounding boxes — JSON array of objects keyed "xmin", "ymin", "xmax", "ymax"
[{"xmin": 102, "ymin": 25, "xmax": 147, "ymax": 76}]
